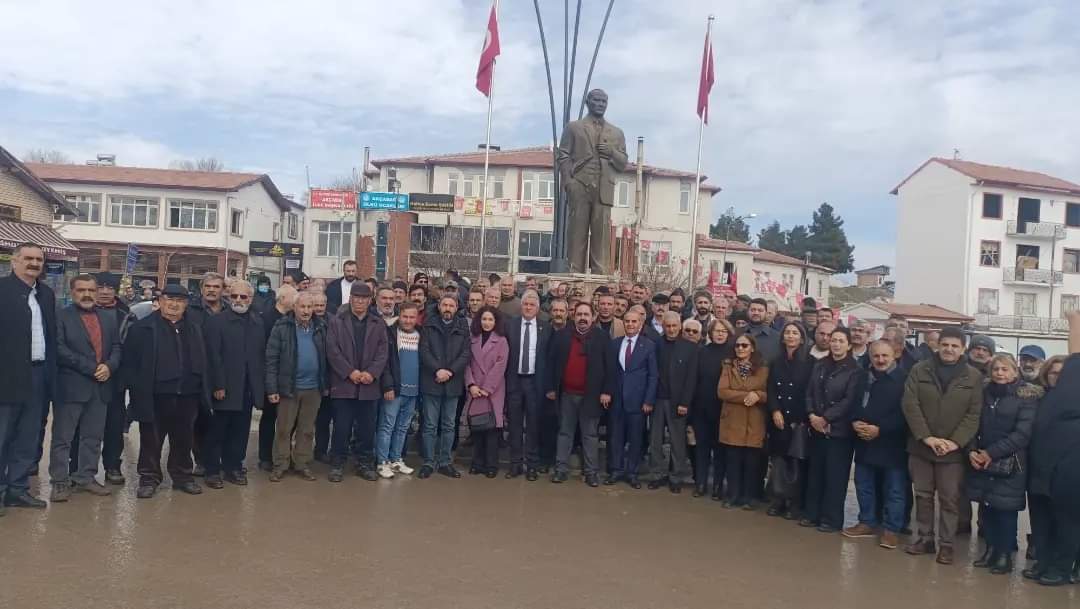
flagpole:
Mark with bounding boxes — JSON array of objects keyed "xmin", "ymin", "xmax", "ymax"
[
  {"xmin": 478, "ymin": 0, "xmax": 499, "ymax": 280},
  {"xmin": 687, "ymin": 14, "xmax": 713, "ymax": 291}
]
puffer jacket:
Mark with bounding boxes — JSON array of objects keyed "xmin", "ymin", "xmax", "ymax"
[
  {"xmin": 806, "ymin": 355, "xmax": 865, "ymax": 439},
  {"xmin": 965, "ymin": 380, "xmax": 1039, "ymax": 512},
  {"xmin": 265, "ymin": 313, "xmax": 327, "ymax": 398}
]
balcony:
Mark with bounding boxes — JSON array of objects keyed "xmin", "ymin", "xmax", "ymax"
[
  {"xmin": 973, "ymin": 313, "xmax": 1069, "ymax": 334},
  {"xmin": 1003, "ymin": 266, "xmax": 1063, "ymax": 286},
  {"xmin": 1006, "ymin": 220, "xmax": 1066, "ymax": 240}
]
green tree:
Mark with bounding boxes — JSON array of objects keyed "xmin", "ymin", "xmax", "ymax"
[
  {"xmin": 807, "ymin": 202, "xmax": 855, "ymax": 273},
  {"xmin": 785, "ymin": 225, "xmax": 811, "ymax": 260},
  {"xmin": 709, "ymin": 215, "xmax": 751, "ymax": 243},
  {"xmin": 757, "ymin": 221, "xmax": 787, "ymax": 252}
]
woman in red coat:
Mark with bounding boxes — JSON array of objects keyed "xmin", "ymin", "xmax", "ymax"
[{"xmin": 465, "ymin": 306, "xmax": 509, "ymax": 478}]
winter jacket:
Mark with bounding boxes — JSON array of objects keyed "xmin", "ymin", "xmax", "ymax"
[
  {"xmin": 465, "ymin": 333, "xmax": 509, "ymax": 428},
  {"xmin": 806, "ymin": 355, "xmax": 866, "ymax": 440},
  {"xmin": 692, "ymin": 341, "xmax": 731, "ymax": 424},
  {"xmin": 326, "ymin": 309, "xmax": 389, "ymax": 401},
  {"xmin": 121, "ymin": 311, "xmax": 210, "ymax": 422},
  {"xmin": 265, "ymin": 314, "xmax": 327, "ymax": 398},
  {"xmin": 419, "ymin": 314, "xmax": 471, "ymax": 397},
  {"xmin": 656, "ymin": 336, "xmax": 698, "ymax": 411},
  {"xmin": 966, "ymin": 380, "xmax": 1039, "ymax": 512},
  {"xmin": 766, "ymin": 348, "xmax": 813, "ymax": 456},
  {"xmin": 379, "ymin": 321, "xmax": 421, "ymax": 394},
  {"xmin": 1029, "ymin": 354, "xmax": 1080, "ymax": 505},
  {"xmin": 902, "ymin": 355, "xmax": 983, "ymax": 463},
  {"xmin": 0, "ymin": 273, "xmax": 57, "ymax": 404},
  {"xmin": 717, "ymin": 361, "xmax": 770, "ymax": 448},
  {"xmin": 853, "ymin": 365, "xmax": 909, "ymax": 469},
  {"xmin": 55, "ymin": 305, "xmax": 123, "ymax": 404},
  {"xmin": 204, "ymin": 308, "xmax": 266, "ymax": 411}
]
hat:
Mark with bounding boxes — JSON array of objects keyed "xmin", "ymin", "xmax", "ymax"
[
  {"xmin": 94, "ymin": 272, "xmax": 120, "ymax": 290},
  {"xmin": 1018, "ymin": 345, "xmax": 1046, "ymax": 361},
  {"xmin": 443, "ymin": 280, "xmax": 458, "ymax": 290},
  {"xmin": 413, "ymin": 272, "xmax": 429, "ymax": 283},
  {"xmin": 651, "ymin": 293, "xmax": 670, "ymax": 305},
  {"xmin": 392, "ymin": 280, "xmax": 409, "ymax": 291},
  {"xmin": 969, "ymin": 334, "xmax": 995, "ymax": 354},
  {"xmin": 737, "ymin": 294, "xmax": 752, "ymax": 303},
  {"xmin": 290, "ymin": 271, "xmax": 309, "ymax": 283},
  {"xmin": 350, "ymin": 283, "xmax": 373, "ymax": 297},
  {"xmin": 161, "ymin": 284, "xmax": 188, "ymax": 298}
]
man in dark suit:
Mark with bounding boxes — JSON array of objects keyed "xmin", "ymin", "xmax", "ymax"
[
  {"xmin": 546, "ymin": 301, "xmax": 611, "ymax": 487},
  {"xmin": 648, "ymin": 311, "xmax": 698, "ymax": 494},
  {"xmin": 325, "ymin": 260, "xmax": 358, "ymax": 315},
  {"xmin": 604, "ymin": 307, "xmax": 657, "ymax": 489},
  {"xmin": 504, "ymin": 290, "xmax": 551, "ymax": 480},
  {"xmin": 0, "ymin": 242, "xmax": 56, "ymax": 511},
  {"xmin": 94, "ymin": 272, "xmax": 134, "ymax": 485},
  {"xmin": 49, "ymin": 274, "xmax": 123, "ymax": 502}
]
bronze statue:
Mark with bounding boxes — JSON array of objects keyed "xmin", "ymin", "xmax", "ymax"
[{"xmin": 557, "ymin": 89, "xmax": 628, "ymax": 275}]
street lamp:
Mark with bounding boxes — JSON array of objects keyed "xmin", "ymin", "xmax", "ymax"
[{"xmin": 716, "ymin": 206, "xmax": 756, "ymax": 290}]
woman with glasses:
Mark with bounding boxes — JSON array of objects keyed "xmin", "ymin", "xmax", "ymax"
[
  {"xmin": 717, "ymin": 333, "xmax": 769, "ymax": 509},
  {"xmin": 766, "ymin": 322, "xmax": 813, "ymax": 519},
  {"xmin": 691, "ymin": 319, "xmax": 735, "ymax": 499},
  {"xmin": 801, "ymin": 327, "xmax": 864, "ymax": 533}
]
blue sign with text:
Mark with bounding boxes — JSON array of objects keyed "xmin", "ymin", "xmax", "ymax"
[{"xmin": 359, "ymin": 191, "xmax": 410, "ymax": 211}]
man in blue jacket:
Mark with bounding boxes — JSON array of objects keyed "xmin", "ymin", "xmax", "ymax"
[{"xmin": 604, "ymin": 306, "xmax": 657, "ymax": 489}]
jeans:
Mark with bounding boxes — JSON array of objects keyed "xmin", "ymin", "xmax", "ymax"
[
  {"xmin": 854, "ymin": 463, "xmax": 909, "ymax": 532},
  {"xmin": 330, "ymin": 399, "xmax": 377, "ymax": 467},
  {"xmin": 49, "ymin": 395, "xmax": 108, "ymax": 486},
  {"xmin": 981, "ymin": 506, "xmax": 1019, "ymax": 553},
  {"xmin": 421, "ymin": 394, "xmax": 458, "ymax": 468},
  {"xmin": 0, "ymin": 365, "xmax": 48, "ymax": 497},
  {"xmin": 376, "ymin": 394, "xmax": 417, "ymax": 463}
]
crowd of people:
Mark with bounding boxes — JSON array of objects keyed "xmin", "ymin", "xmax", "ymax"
[{"xmin": 1, "ymin": 243, "xmax": 1078, "ymax": 588}]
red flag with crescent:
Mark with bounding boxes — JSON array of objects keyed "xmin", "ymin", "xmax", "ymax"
[{"xmin": 476, "ymin": 3, "xmax": 501, "ymax": 97}]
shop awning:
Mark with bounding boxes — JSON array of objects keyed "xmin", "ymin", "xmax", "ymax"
[{"xmin": 0, "ymin": 220, "xmax": 79, "ymax": 259}]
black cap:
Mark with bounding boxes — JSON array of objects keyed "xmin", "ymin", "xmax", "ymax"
[
  {"xmin": 290, "ymin": 271, "xmax": 310, "ymax": 283},
  {"xmin": 392, "ymin": 280, "xmax": 409, "ymax": 291},
  {"xmin": 413, "ymin": 272, "xmax": 429, "ymax": 282},
  {"xmin": 350, "ymin": 283, "xmax": 373, "ymax": 297},
  {"xmin": 161, "ymin": 284, "xmax": 188, "ymax": 298},
  {"xmin": 651, "ymin": 293, "xmax": 670, "ymax": 305},
  {"xmin": 95, "ymin": 272, "xmax": 120, "ymax": 290}
]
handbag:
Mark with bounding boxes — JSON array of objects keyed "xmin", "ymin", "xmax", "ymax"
[
  {"xmin": 786, "ymin": 422, "xmax": 810, "ymax": 461},
  {"xmin": 467, "ymin": 396, "xmax": 496, "ymax": 431},
  {"xmin": 985, "ymin": 454, "xmax": 1021, "ymax": 478},
  {"xmin": 769, "ymin": 456, "xmax": 804, "ymax": 499}
]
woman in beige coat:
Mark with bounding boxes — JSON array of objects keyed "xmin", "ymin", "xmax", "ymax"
[{"xmin": 718, "ymin": 333, "xmax": 769, "ymax": 510}]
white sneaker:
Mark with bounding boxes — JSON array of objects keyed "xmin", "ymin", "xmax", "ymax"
[
  {"xmin": 377, "ymin": 463, "xmax": 395, "ymax": 479},
  {"xmin": 391, "ymin": 460, "xmax": 414, "ymax": 475}
]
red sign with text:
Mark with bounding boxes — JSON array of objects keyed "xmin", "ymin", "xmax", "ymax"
[{"xmin": 309, "ymin": 189, "xmax": 357, "ymax": 209}]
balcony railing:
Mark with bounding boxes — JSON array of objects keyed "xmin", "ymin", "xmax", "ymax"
[
  {"xmin": 1006, "ymin": 220, "xmax": 1066, "ymax": 239},
  {"xmin": 1003, "ymin": 266, "xmax": 1064, "ymax": 285},
  {"xmin": 973, "ymin": 313, "xmax": 1069, "ymax": 334}
]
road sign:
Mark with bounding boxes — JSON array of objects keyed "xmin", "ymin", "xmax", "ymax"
[
  {"xmin": 125, "ymin": 244, "xmax": 139, "ymax": 274},
  {"xmin": 359, "ymin": 191, "xmax": 410, "ymax": 211}
]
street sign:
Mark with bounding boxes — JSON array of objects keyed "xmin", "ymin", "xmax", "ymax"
[
  {"xmin": 125, "ymin": 243, "xmax": 139, "ymax": 274},
  {"xmin": 359, "ymin": 191, "xmax": 410, "ymax": 211},
  {"xmin": 409, "ymin": 193, "xmax": 455, "ymax": 213},
  {"xmin": 310, "ymin": 189, "xmax": 357, "ymax": 209},
  {"xmin": 249, "ymin": 241, "xmax": 304, "ymax": 258}
]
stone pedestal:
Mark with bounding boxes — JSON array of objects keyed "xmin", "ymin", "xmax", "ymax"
[{"xmin": 546, "ymin": 272, "xmax": 615, "ymax": 298}]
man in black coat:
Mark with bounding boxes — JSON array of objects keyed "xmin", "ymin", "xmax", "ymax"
[
  {"xmin": 742, "ymin": 297, "xmax": 780, "ymax": 364},
  {"xmin": 184, "ymin": 271, "xmax": 225, "ymax": 476},
  {"xmin": 546, "ymin": 302, "xmax": 611, "ymax": 486},
  {"xmin": 123, "ymin": 285, "xmax": 210, "ymax": 499},
  {"xmin": 325, "ymin": 259, "xmax": 358, "ymax": 315},
  {"xmin": 844, "ymin": 340, "xmax": 910, "ymax": 549},
  {"xmin": 49, "ymin": 274, "xmax": 123, "ymax": 502},
  {"xmin": 504, "ymin": 290, "xmax": 552, "ymax": 480},
  {"xmin": 202, "ymin": 280, "xmax": 266, "ymax": 488},
  {"xmin": 647, "ymin": 311, "xmax": 698, "ymax": 493},
  {"xmin": 0, "ymin": 243, "xmax": 56, "ymax": 511},
  {"xmin": 417, "ymin": 295, "xmax": 471, "ymax": 479}
]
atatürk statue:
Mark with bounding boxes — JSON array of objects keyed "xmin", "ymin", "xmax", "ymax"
[{"xmin": 557, "ymin": 89, "xmax": 628, "ymax": 275}]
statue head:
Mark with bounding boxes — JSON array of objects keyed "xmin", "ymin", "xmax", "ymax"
[{"xmin": 585, "ymin": 89, "xmax": 608, "ymax": 118}]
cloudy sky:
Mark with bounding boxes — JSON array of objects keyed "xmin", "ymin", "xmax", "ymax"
[{"xmin": 3, "ymin": 0, "xmax": 1078, "ymax": 272}]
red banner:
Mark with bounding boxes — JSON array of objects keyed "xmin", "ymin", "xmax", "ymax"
[{"xmin": 309, "ymin": 189, "xmax": 356, "ymax": 210}]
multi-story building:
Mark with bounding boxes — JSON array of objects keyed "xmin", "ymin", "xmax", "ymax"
[
  {"xmin": 311, "ymin": 145, "xmax": 721, "ymax": 283},
  {"xmin": 28, "ymin": 162, "xmax": 303, "ymax": 291},
  {"xmin": 892, "ymin": 157, "xmax": 1080, "ymax": 354},
  {"xmin": 695, "ymin": 238, "xmax": 833, "ymax": 311}
]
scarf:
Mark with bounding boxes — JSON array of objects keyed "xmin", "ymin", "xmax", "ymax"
[{"xmin": 735, "ymin": 359, "xmax": 753, "ymax": 379}]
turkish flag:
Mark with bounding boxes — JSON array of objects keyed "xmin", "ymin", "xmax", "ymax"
[
  {"xmin": 476, "ymin": 3, "xmax": 501, "ymax": 97},
  {"xmin": 696, "ymin": 29, "xmax": 714, "ymax": 123}
]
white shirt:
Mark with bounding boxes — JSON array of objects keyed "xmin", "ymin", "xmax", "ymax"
[
  {"xmin": 619, "ymin": 335, "xmax": 638, "ymax": 370},
  {"xmin": 28, "ymin": 284, "xmax": 46, "ymax": 361},
  {"xmin": 651, "ymin": 317, "xmax": 663, "ymax": 335},
  {"xmin": 340, "ymin": 279, "xmax": 354, "ymax": 305},
  {"xmin": 519, "ymin": 317, "xmax": 538, "ymax": 375}
]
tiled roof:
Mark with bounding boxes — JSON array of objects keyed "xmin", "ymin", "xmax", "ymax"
[
  {"xmin": 877, "ymin": 302, "xmax": 973, "ymax": 323},
  {"xmin": 695, "ymin": 237, "xmax": 757, "ymax": 252},
  {"xmin": 696, "ymin": 237, "xmax": 834, "ymax": 272},
  {"xmin": 891, "ymin": 157, "xmax": 1080, "ymax": 197},
  {"xmin": 26, "ymin": 163, "xmax": 296, "ymax": 211},
  {"xmin": 0, "ymin": 146, "xmax": 77, "ymax": 217},
  {"xmin": 373, "ymin": 146, "xmax": 721, "ymax": 193},
  {"xmin": 752, "ymin": 248, "xmax": 833, "ymax": 272}
]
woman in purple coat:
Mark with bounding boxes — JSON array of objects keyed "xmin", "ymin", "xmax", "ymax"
[{"xmin": 465, "ymin": 306, "xmax": 509, "ymax": 478}]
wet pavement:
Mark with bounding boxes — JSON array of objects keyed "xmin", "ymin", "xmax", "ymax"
[{"xmin": 2, "ymin": 425, "xmax": 1078, "ymax": 609}]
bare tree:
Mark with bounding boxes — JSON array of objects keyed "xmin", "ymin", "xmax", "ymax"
[
  {"xmin": 170, "ymin": 157, "xmax": 226, "ymax": 172},
  {"xmin": 635, "ymin": 263, "xmax": 691, "ymax": 293},
  {"xmin": 23, "ymin": 148, "xmax": 73, "ymax": 164},
  {"xmin": 408, "ymin": 227, "xmax": 507, "ymax": 282},
  {"xmin": 326, "ymin": 173, "xmax": 361, "ymax": 192}
]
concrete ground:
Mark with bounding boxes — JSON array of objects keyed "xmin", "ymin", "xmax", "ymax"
[{"xmin": 1, "ymin": 426, "xmax": 1077, "ymax": 609}]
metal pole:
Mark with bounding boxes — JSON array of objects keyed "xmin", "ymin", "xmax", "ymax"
[
  {"xmin": 687, "ymin": 16, "xmax": 713, "ymax": 291},
  {"xmin": 534, "ymin": 0, "xmax": 567, "ymax": 273},
  {"xmin": 563, "ymin": 0, "xmax": 569, "ymax": 119},
  {"xmin": 224, "ymin": 195, "xmax": 231, "ymax": 277},
  {"xmin": 634, "ymin": 136, "xmax": 644, "ymax": 278},
  {"xmin": 720, "ymin": 212, "xmax": 730, "ymax": 290},
  {"xmin": 478, "ymin": 0, "xmax": 499, "ymax": 279},
  {"xmin": 577, "ymin": 0, "xmax": 616, "ymax": 119},
  {"xmin": 563, "ymin": 0, "xmax": 583, "ymax": 127}
]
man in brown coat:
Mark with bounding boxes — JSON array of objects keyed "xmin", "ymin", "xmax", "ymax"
[{"xmin": 901, "ymin": 327, "xmax": 982, "ymax": 565}]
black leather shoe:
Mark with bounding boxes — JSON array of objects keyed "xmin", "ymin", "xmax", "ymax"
[
  {"xmin": 136, "ymin": 485, "xmax": 157, "ymax": 499},
  {"xmin": 1038, "ymin": 571, "xmax": 1069, "ymax": 587},
  {"xmin": 1022, "ymin": 563, "xmax": 1045, "ymax": 581},
  {"xmin": 105, "ymin": 470, "xmax": 126, "ymax": 485},
  {"xmin": 225, "ymin": 470, "xmax": 248, "ymax": 486},
  {"xmin": 505, "ymin": 465, "xmax": 524, "ymax": 479},
  {"xmin": 204, "ymin": 475, "xmax": 225, "ymax": 490},
  {"xmin": 798, "ymin": 518, "xmax": 819, "ymax": 528},
  {"xmin": 526, "ymin": 469, "xmax": 539, "ymax": 482},
  {"xmin": 585, "ymin": 473, "xmax": 600, "ymax": 487},
  {"xmin": 648, "ymin": 477, "xmax": 668, "ymax": 490},
  {"xmin": 551, "ymin": 471, "xmax": 568, "ymax": 483},
  {"xmin": 711, "ymin": 485, "xmax": 723, "ymax": 501},
  {"xmin": 328, "ymin": 468, "xmax": 345, "ymax": 483},
  {"xmin": 418, "ymin": 465, "xmax": 434, "ymax": 479},
  {"xmin": 669, "ymin": 481, "xmax": 682, "ymax": 494},
  {"xmin": 990, "ymin": 553, "xmax": 1014, "ymax": 575},
  {"xmin": 192, "ymin": 465, "xmax": 206, "ymax": 477},
  {"xmin": 485, "ymin": 468, "xmax": 498, "ymax": 479},
  {"xmin": 817, "ymin": 524, "xmax": 838, "ymax": 534},
  {"xmin": 470, "ymin": 465, "xmax": 483, "ymax": 475},
  {"xmin": 973, "ymin": 546, "xmax": 996, "ymax": 568},
  {"xmin": 437, "ymin": 465, "xmax": 462, "ymax": 479},
  {"xmin": 603, "ymin": 475, "xmax": 621, "ymax": 486},
  {"xmin": 693, "ymin": 484, "xmax": 707, "ymax": 498},
  {"xmin": 628, "ymin": 476, "xmax": 641, "ymax": 489},
  {"xmin": 358, "ymin": 467, "xmax": 379, "ymax": 482},
  {"xmin": 5, "ymin": 491, "xmax": 46, "ymax": 509},
  {"xmin": 172, "ymin": 481, "xmax": 203, "ymax": 495}
]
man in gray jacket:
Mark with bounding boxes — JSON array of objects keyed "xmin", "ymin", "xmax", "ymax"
[{"xmin": 50, "ymin": 274, "xmax": 122, "ymax": 502}]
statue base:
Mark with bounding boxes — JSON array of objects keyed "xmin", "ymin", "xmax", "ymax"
[{"xmin": 544, "ymin": 271, "xmax": 615, "ymax": 298}]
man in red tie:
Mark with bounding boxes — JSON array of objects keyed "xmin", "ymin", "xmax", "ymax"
[{"xmin": 604, "ymin": 306, "xmax": 658, "ymax": 489}]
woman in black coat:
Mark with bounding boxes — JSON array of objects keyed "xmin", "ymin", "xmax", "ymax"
[
  {"xmin": 691, "ymin": 318, "xmax": 735, "ymax": 498},
  {"xmin": 801, "ymin": 326, "xmax": 865, "ymax": 533},
  {"xmin": 765, "ymin": 322, "xmax": 812, "ymax": 519},
  {"xmin": 965, "ymin": 354, "xmax": 1037, "ymax": 574}
]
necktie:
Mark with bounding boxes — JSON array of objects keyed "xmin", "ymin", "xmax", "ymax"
[
  {"xmin": 521, "ymin": 321, "xmax": 532, "ymax": 375},
  {"xmin": 624, "ymin": 338, "xmax": 633, "ymax": 368}
]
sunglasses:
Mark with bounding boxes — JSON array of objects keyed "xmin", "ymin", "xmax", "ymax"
[
  {"xmin": 685, "ymin": 329, "xmax": 700, "ymax": 334},
  {"xmin": 735, "ymin": 343, "xmax": 752, "ymax": 349},
  {"xmin": 232, "ymin": 294, "xmax": 251, "ymax": 301}
]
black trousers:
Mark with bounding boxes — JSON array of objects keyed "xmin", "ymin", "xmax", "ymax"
[
  {"xmin": 138, "ymin": 394, "xmax": 199, "ymax": 487},
  {"xmin": 1030, "ymin": 493, "xmax": 1080, "ymax": 575},
  {"xmin": 192, "ymin": 408, "xmax": 210, "ymax": 467},
  {"xmin": 314, "ymin": 395, "xmax": 333, "ymax": 458},
  {"xmin": 692, "ymin": 412, "xmax": 724, "ymax": 488},
  {"xmin": 539, "ymin": 397, "xmax": 558, "ymax": 467},
  {"xmin": 472, "ymin": 428, "xmax": 499, "ymax": 471},
  {"xmin": 452, "ymin": 394, "xmax": 467, "ymax": 452},
  {"xmin": 258, "ymin": 403, "xmax": 277, "ymax": 464},
  {"xmin": 507, "ymin": 376, "xmax": 541, "ymax": 469},
  {"xmin": 724, "ymin": 445, "xmax": 761, "ymax": 503},
  {"xmin": 804, "ymin": 434, "xmax": 854, "ymax": 529},
  {"xmin": 203, "ymin": 407, "xmax": 253, "ymax": 476},
  {"xmin": 330, "ymin": 399, "xmax": 377, "ymax": 467}
]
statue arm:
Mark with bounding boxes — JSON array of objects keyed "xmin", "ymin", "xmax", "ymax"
[
  {"xmin": 610, "ymin": 129, "xmax": 628, "ymax": 171},
  {"xmin": 557, "ymin": 125, "xmax": 574, "ymax": 184}
]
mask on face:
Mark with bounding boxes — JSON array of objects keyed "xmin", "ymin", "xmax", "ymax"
[
  {"xmin": 258, "ymin": 285, "xmax": 270, "ymax": 294},
  {"xmin": 231, "ymin": 302, "xmax": 250, "ymax": 314}
]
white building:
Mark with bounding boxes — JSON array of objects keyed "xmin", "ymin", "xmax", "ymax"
[
  {"xmin": 695, "ymin": 238, "xmax": 833, "ymax": 311},
  {"xmin": 28, "ymin": 162, "xmax": 303, "ymax": 291},
  {"xmin": 892, "ymin": 157, "xmax": 1080, "ymax": 354}
]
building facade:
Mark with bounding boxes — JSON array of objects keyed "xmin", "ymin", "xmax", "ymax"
[
  {"xmin": 28, "ymin": 163, "xmax": 302, "ymax": 291},
  {"xmin": 892, "ymin": 157, "xmax": 1080, "ymax": 354},
  {"xmin": 696, "ymin": 238, "xmax": 833, "ymax": 311}
]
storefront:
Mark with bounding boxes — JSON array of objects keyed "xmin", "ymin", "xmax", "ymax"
[{"xmin": 0, "ymin": 219, "xmax": 80, "ymax": 301}]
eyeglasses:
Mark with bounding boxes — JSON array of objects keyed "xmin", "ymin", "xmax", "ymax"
[
  {"xmin": 232, "ymin": 294, "xmax": 251, "ymax": 301},
  {"xmin": 735, "ymin": 343, "xmax": 752, "ymax": 349}
]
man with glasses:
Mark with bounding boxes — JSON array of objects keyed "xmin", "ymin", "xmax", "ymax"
[{"xmin": 682, "ymin": 318, "xmax": 703, "ymax": 344}]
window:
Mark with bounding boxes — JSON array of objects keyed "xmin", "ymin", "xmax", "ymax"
[
  {"xmin": 167, "ymin": 199, "xmax": 218, "ymax": 231},
  {"xmin": 463, "ymin": 178, "xmax": 475, "ymax": 198},
  {"xmin": 518, "ymin": 231, "xmax": 552, "ymax": 258},
  {"xmin": 0, "ymin": 204, "xmax": 20, "ymax": 221},
  {"xmin": 287, "ymin": 212, "xmax": 299, "ymax": 240},
  {"xmin": 56, "ymin": 193, "xmax": 101, "ymax": 224},
  {"xmin": 1064, "ymin": 249, "xmax": 1080, "ymax": 274},
  {"xmin": 78, "ymin": 249, "xmax": 103, "ymax": 272},
  {"xmin": 679, "ymin": 181, "xmax": 691, "ymax": 214},
  {"xmin": 615, "ymin": 180, "xmax": 631, "ymax": 208},
  {"xmin": 979, "ymin": 240, "xmax": 1000, "ymax": 267},
  {"xmin": 230, "ymin": 209, "xmax": 243, "ymax": 236},
  {"xmin": 1061, "ymin": 295, "xmax": 1079, "ymax": 318},
  {"xmin": 640, "ymin": 241, "xmax": 672, "ymax": 271},
  {"xmin": 977, "ymin": 288, "xmax": 999, "ymax": 314},
  {"xmin": 272, "ymin": 222, "xmax": 281, "ymax": 242},
  {"xmin": 1067, "ymin": 202, "xmax": 1080, "ymax": 228},
  {"xmin": 982, "ymin": 193, "xmax": 1002, "ymax": 219},
  {"xmin": 478, "ymin": 176, "xmax": 504, "ymax": 199},
  {"xmin": 1015, "ymin": 292, "xmax": 1037, "ymax": 316},
  {"xmin": 109, "ymin": 196, "xmax": 159, "ymax": 227},
  {"xmin": 410, "ymin": 225, "xmax": 446, "ymax": 253},
  {"xmin": 522, "ymin": 172, "xmax": 554, "ymax": 201},
  {"xmin": 316, "ymin": 221, "xmax": 353, "ymax": 257},
  {"xmin": 448, "ymin": 173, "xmax": 460, "ymax": 196},
  {"xmin": 1016, "ymin": 244, "xmax": 1040, "ymax": 267}
]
